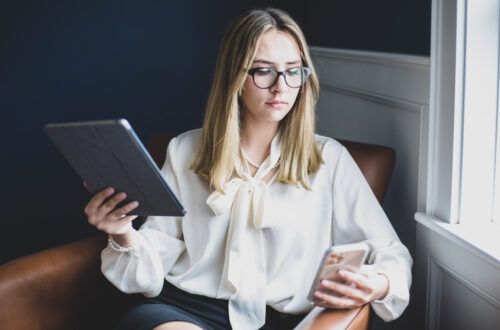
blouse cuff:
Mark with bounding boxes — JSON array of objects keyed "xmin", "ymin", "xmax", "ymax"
[
  {"xmin": 372, "ymin": 289, "xmax": 395, "ymax": 305},
  {"xmin": 107, "ymin": 235, "xmax": 140, "ymax": 257},
  {"xmin": 369, "ymin": 270, "xmax": 408, "ymax": 321}
]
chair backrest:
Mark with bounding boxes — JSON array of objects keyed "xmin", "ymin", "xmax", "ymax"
[{"xmin": 147, "ymin": 134, "xmax": 396, "ymax": 203}]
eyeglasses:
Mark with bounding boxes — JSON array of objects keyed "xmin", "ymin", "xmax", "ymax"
[{"xmin": 247, "ymin": 67, "xmax": 312, "ymax": 89}]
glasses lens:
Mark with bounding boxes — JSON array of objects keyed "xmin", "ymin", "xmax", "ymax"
[
  {"xmin": 253, "ymin": 68, "xmax": 278, "ymax": 88},
  {"xmin": 285, "ymin": 67, "xmax": 311, "ymax": 88},
  {"xmin": 251, "ymin": 67, "xmax": 311, "ymax": 88}
]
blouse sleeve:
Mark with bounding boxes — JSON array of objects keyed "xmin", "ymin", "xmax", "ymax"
[
  {"xmin": 330, "ymin": 145, "xmax": 413, "ymax": 322},
  {"xmin": 101, "ymin": 137, "xmax": 186, "ymax": 297}
]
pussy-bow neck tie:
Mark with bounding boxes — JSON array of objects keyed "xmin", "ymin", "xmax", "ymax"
[{"xmin": 206, "ymin": 136, "xmax": 281, "ymax": 329}]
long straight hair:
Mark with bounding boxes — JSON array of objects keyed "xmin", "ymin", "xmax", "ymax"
[{"xmin": 190, "ymin": 8, "xmax": 323, "ymax": 192}]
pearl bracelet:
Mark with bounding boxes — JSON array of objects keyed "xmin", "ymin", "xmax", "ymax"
[{"xmin": 107, "ymin": 235, "xmax": 139, "ymax": 257}]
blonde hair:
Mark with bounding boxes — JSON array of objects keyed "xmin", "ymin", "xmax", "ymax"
[{"xmin": 190, "ymin": 8, "xmax": 323, "ymax": 192}]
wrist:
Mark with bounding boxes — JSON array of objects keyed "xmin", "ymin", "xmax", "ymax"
[
  {"xmin": 107, "ymin": 234, "xmax": 139, "ymax": 257},
  {"xmin": 376, "ymin": 272, "xmax": 390, "ymax": 300},
  {"xmin": 111, "ymin": 229, "xmax": 134, "ymax": 248}
]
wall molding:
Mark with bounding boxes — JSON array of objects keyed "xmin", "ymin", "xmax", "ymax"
[
  {"xmin": 310, "ymin": 46, "xmax": 430, "ymax": 69},
  {"xmin": 310, "ymin": 47, "xmax": 430, "ymax": 108},
  {"xmin": 427, "ymin": 256, "xmax": 500, "ymax": 329},
  {"xmin": 320, "ymin": 83, "xmax": 426, "ymax": 113},
  {"xmin": 429, "ymin": 256, "xmax": 500, "ymax": 311},
  {"xmin": 427, "ymin": 258, "xmax": 442, "ymax": 330},
  {"xmin": 415, "ymin": 212, "xmax": 500, "ymax": 270}
]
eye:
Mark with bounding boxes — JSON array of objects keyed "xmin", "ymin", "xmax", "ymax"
[
  {"xmin": 254, "ymin": 68, "xmax": 273, "ymax": 76},
  {"xmin": 287, "ymin": 68, "xmax": 300, "ymax": 75}
]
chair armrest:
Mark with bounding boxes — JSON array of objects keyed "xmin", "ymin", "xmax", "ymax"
[
  {"xmin": 295, "ymin": 305, "xmax": 370, "ymax": 330},
  {"xmin": 0, "ymin": 235, "xmax": 137, "ymax": 330}
]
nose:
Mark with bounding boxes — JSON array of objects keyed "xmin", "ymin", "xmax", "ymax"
[{"xmin": 270, "ymin": 73, "xmax": 287, "ymax": 93}]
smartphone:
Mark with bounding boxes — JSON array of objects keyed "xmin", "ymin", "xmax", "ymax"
[{"xmin": 307, "ymin": 242, "xmax": 369, "ymax": 303}]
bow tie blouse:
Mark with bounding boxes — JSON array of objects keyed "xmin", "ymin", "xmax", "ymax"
[{"xmin": 101, "ymin": 129, "xmax": 412, "ymax": 329}]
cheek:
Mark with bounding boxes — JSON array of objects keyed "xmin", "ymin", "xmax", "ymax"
[
  {"xmin": 241, "ymin": 76, "xmax": 253, "ymax": 98},
  {"xmin": 242, "ymin": 78, "xmax": 265, "ymax": 105},
  {"xmin": 288, "ymin": 89, "xmax": 301, "ymax": 108}
]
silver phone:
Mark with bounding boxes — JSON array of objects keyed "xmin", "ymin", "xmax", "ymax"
[{"xmin": 307, "ymin": 242, "xmax": 369, "ymax": 303}]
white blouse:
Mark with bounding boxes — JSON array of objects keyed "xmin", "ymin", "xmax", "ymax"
[{"xmin": 101, "ymin": 129, "xmax": 412, "ymax": 329}]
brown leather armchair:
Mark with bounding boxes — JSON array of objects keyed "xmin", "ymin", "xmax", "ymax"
[{"xmin": 0, "ymin": 135, "xmax": 395, "ymax": 330}]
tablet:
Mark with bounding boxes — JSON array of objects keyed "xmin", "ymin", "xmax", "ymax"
[{"xmin": 44, "ymin": 119, "xmax": 186, "ymax": 217}]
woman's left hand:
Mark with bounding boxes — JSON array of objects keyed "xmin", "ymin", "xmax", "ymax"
[{"xmin": 313, "ymin": 269, "xmax": 389, "ymax": 309}]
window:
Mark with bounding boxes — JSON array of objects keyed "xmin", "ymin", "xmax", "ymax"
[{"xmin": 425, "ymin": 0, "xmax": 500, "ymax": 225}]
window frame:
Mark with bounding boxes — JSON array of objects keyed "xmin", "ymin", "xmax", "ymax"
[{"xmin": 425, "ymin": 0, "xmax": 500, "ymax": 225}]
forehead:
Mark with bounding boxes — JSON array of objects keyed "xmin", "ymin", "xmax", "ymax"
[{"xmin": 254, "ymin": 30, "xmax": 301, "ymax": 64}]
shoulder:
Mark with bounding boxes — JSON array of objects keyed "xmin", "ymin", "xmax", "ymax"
[
  {"xmin": 169, "ymin": 128, "xmax": 202, "ymax": 153},
  {"xmin": 165, "ymin": 129, "xmax": 202, "ymax": 170},
  {"xmin": 314, "ymin": 133, "xmax": 347, "ymax": 159},
  {"xmin": 313, "ymin": 134, "xmax": 354, "ymax": 177}
]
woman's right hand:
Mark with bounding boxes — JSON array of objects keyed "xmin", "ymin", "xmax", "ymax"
[{"xmin": 84, "ymin": 186, "xmax": 139, "ymax": 246}]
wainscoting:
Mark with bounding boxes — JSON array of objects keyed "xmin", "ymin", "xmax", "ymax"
[
  {"xmin": 310, "ymin": 46, "xmax": 500, "ymax": 329},
  {"xmin": 415, "ymin": 215, "xmax": 500, "ymax": 329},
  {"xmin": 310, "ymin": 46, "xmax": 429, "ymax": 256},
  {"xmin": 310, "ymin": 46, "xmax": 430, "ymax": 329}
]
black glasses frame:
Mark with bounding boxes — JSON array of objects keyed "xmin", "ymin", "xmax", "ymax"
[{"xmin": 247, "ymin": 67, "xmax": 312, "ymax": 89}]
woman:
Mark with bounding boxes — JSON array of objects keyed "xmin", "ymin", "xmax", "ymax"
[{"xmin": 85, "ymin": 8, "xmax": 412, "ymax": 330}]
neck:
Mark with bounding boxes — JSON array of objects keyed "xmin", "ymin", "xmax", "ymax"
[{"xmin": 240, "ymin": 119, "xmax": 279, "ymax": 165}]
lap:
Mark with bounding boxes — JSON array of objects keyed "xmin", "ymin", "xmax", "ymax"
[
  {"xmin": 153, "ymin": 322, "xmax": 202, "ymax": 330},
  {"xmin": 115, "ymin": 303, "xmax": 209, "ymax": 330},
  {"xmin": 114, "ymin": 280, "xmax": 306, "ymax": 330}
]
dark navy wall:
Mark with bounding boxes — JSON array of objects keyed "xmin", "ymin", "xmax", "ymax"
[
  {"xmin": 0, "ymin": 0, "xmax": 233, "ymax": 263},
  {"xmin": 301, "ymin": 0, "xmax": 431, "ymax": 55},
  {"xmin": 0, "ymin": 0, "xmax": 430, "ymax": 264}
]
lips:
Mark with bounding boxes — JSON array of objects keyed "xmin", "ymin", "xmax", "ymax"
[{"xmin": 266, "ymin": 100, "xmax": 288, "ymax": 108}]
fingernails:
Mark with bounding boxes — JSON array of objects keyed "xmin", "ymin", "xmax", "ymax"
[
  {"xmin": 118, "ymin": 192, "xmax": 126, "ymax": 199},
  {"xmin": 314, "ymin": 291, "xmax": 324, "ymax": 298},
  {"xmin": 130, "ymin": 201, "xmax": 139, "ymax": 207},
  {"xmin": 322, "ymin": 279, "xmax": 333, "ymax": 286},
  {"xmin": 338, "ymin": 270, "xmax": 346, "ymax": 276},
  {"xmin": 106, "ymin": 188, "xmax": 115, "ymax": 194}
]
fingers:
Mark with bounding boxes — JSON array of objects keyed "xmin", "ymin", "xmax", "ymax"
[
  {"xmin": 97, "ymin": 215, "xmax": 138, "ymax": 235},
  {"xmin": 318, "ymin": 279, "xmax": 368, "ymax": 303},
  {"xmin": 90, "ymin": 201, "xmax": 139, "ymax": 234},
  {"xmin": 313, "ymin": 290, "xmax": 357, "ymax": 309},
  {"xmin": 99, "ymin": 192, "xmax": 128, "ymax": 216},
  {"xmin": 337, "ymin": 269, "xmax": 372, "ymax": 293},
  {"xmin": 111, "ymin": 201, "xmax": 140, "ymax": 219},
  {"xmin": 84, "ymin": 187, "xmax": 140, "ymax": 235},
  {"xmin": 358, "ymin": 271, "xmax": 390, "ymax": 300},
  {"xmin": 84, "ymin": 187, "xmax": 115, "ymax": 216},
  {"xmin": 313, "ymin": 269, "xmax": 377, "ymax": 309}
]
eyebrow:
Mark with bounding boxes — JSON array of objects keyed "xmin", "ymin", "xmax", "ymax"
[{"xmin": 252, "ymin": 59, "xmax": 302, "ymax": 65}]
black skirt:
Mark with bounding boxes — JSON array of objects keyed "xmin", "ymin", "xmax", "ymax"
[{"xmin": 114, "ymin": 280, "xmax": 307, "ymax": 330}]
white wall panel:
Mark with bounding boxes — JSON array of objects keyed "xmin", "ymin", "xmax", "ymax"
[
  {"xmin": 310, "ymin": 47, "xmax": 429, "ymax": 254},
  {"xmin": 310, "ymin": 47, "xmax": 430, "ymax": 330},
  {"xmin": 417, "ymin": 220, "xmax": 500, "ymax": 330}
]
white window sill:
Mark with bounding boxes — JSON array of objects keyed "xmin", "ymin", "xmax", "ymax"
[{"xmin": 415, "ymin": 212, "xmax": 500, "ymax": 267}]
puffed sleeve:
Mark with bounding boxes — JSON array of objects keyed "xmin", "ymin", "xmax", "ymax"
[
  {"xmin": 101, "ymin": 137, "xmax": 186, "ymax": 297},
  {"xmin": 330, "ymin": 145, "xmax": 412, "ymax": 322}
]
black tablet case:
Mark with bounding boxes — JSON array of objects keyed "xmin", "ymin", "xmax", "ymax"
[{"xmin": 44, "ymin": 119, "xmax": 186, "ymax": 217}]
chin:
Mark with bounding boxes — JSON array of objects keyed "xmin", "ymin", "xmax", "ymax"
[
  {"xmin": 247, "ymin": 107, "xmax": 291, "ymax": 124},
  {"xmin": 267, "ymin": 113, "xmax": 289, "ymax": 123}
]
